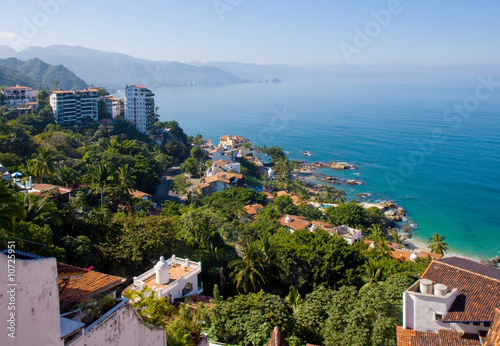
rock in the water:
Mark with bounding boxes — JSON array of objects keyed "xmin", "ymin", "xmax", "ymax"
[{"xmin": 397, "ymin": 207, "xmax": 406, "ymax": 216}]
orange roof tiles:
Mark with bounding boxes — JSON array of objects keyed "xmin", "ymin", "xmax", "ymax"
[
  {"xmin": 397, "ymin": 326, "xmax": 481, "ymax": 346},
  {"xmin": 58, "ymin": 269, "xmax": 125, "ymax": 313},
  {"xmin": 244, "ymin": 204, "xmax": 264, "ymax": 216},
  {"xmin": 204, "ymin": 172, "xmax": 242, "ymax": 184},
  {"xmin": 421, "ymin": 257, "xmax": 500, "ymax": 323},
  {"xmin": 484, "ymin": 308, "xmax": 500, "ymax": 346},
  {"xmin": 212, "ymin": 159, "xmax": 232, "ymax": 167},
  {"xmin": 4, "ymin": 86, "xmax": 32, "ymax": 90},
  {"xmin": 266, "ymin": 326, "xmax": 289, "ymax": 346},
  {"xmin": 30, "ymin": 183, "xmax": 71, "ymax": 195},
  {"xmin": 278, "ymin": 215, "xmax": 310, "ymax": 231},
  {"xmin": 128, "ymin": 84, "xmax": 147, "ymax": 89},
  {"xmin": 129, "ymin": 189, "xmax": 152, "ymax": 199}
]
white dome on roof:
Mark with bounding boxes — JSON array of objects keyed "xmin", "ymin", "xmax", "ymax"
[
  {"xmin": 285, "ymin": 215, "xmax": 292, "ymax": 223},
  {"xmin": 154, "ymin": 256, "xmax": 169, "ymax": 270}
]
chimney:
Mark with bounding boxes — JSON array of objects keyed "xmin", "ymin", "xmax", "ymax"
[
  {"xmin": 420, "ymin": 279, "xmax": 433, "ymax": 294},
  {"xmin": 434, "ymin": 283, "xmax": 448, "ymax": 297},
  {"xmin": 154, "ymin": 256, "xmax": 169, "ymax": 285}
]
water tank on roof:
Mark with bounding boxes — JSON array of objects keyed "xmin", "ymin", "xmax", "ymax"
[
  {"xmin": 420, "ymin": 279, "xmax": 433, "ymax": 294},
  {"xmin": 155, "ymin": 256, "xmax": 169, "ymax": 285},
  {"xmin": 285, "ymin": 215, "xmax": 292, "ymax": 223},
  {"xmin": 410, "ymin": 252, "xmax": 418, "ymax": 262},
  {"xmin": 434, "ymin": 283, "xmax": 448, "ymax": 297}
]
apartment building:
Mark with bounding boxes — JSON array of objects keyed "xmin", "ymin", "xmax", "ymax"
[
  {"xmin": 100, "ymin": 95, "xmax": 124, "ymax": 118},
  {"xmin": 2, "ymin": 85, "xmax": 38, "ymax": 106},
  {"xmin": 50, "ymin": 87, "xmax": 99, "ymax": 125},
  {"xmin": 124, "ymin": 85, "xmax": 155, "ymax": 134}
]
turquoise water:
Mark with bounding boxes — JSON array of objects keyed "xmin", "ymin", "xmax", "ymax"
[{"xmin": 154, "ymin": 78, "xmax": 500, "ymax": 260}]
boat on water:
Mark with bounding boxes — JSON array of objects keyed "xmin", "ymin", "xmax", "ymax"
[{"xmin": 301, "ymin": 151, "xmax": 312, "ymax": 156}]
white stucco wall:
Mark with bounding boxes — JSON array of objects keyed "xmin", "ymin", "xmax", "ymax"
[
  {"xmin": 0, "ymin": 253, "xmax": 63, "ymax": 346},
  {"xmin": 71, "ymin": 299, "xmax": 166, "ymax": 346},
  {"xmin": 401, "ymin": 280, "xmax": 490, "ymax": 334}
]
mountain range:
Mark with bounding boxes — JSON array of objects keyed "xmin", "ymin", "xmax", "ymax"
[
  {"xmin": 0, "ymin": 57, "xmax": 88, "ymax": 91},
  {"xmin": 1, "ymin": 44, "xmax": 499, "ymax": 92}
]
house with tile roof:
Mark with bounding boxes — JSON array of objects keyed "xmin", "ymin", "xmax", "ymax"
[
  {"xmin": 0, "ymin": 251, "xmax": 166, "ymax": 346},
  {"xmin": 243, "ymin": 203, "xmax": 264, "ymax": 222},
  {"xmin": 397, "ymin": 257, "xmax": 500, "ymax": 346},
  {"xmin": 278, "ymin": 214, "xmax": 311, "ymax": 233},
  {"xmin": 206, "ymin": 159, "xmax": 241, "ymax": 176},
  {"xmin": 219, "ymin": 135, "xmax": 249, "ymax": 149},
  {"xmin": 1, "ymin": 85, "xmax": 38, "ymax": 106},
  {"xmin": 198, "ymin": 172, "xmax": 243, "ymax": 196},
  {"xmin": 130, "ymin": 255, "xmax": 203, "ymax": 303}
]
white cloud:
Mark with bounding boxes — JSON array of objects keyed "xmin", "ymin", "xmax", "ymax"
[{"xmin": 0, "ymin": 31, "xmax": 16, "ymax": 38}]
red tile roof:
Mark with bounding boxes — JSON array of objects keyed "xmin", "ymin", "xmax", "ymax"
[
  {"xmin": 4, "ymin": 86, "xmax": 32, "ymax": 90},
  {"xmin": 397, "ymin": 326, "xmax": 481, "ymax": 346},
  {"xmin": 30, "ymin": 183, "xmax": 71, "ymax": 195},
  {"xmin": 129, "ymin": 189, "xmax": 152, "ymax": 199},
  {"xmin": 278, "ymin": 215, "xmax": 310, "ymax": 231},
  {"xmin": 421, "ymin": 257, "xmax": 500, "ymax": 323},
  {"xmin": 58, "ymin": 269, "xmax": 126, "ymax": 313},
  {"xmin": 484, "ymin": 308, "xmax": 500, "ymax": 346},
  {"xmin": 244, "ymin": 204, "xmax": 264, "ymax": 216},
  {"xmin": 204, "ymin": 172, "xmax": 242, "ymax": 184},
  {"xmin": 266, "ymin": 326, "xmax": 289, "ymax": 346}
]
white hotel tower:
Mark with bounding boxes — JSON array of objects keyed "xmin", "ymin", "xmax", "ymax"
[{"xmin": 124, "ymin": 85, "xmax": 155, "ymax": 134}]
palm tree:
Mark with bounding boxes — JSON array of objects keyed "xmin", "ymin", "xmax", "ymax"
[
  {"xmin": 116, "ymin": 165, "xmax": 136, "ymax": 193},
  {"xmin": 286, "ymin": 289, "xmax": 303, "ymax": 313},
  {"xmin": 0, "ymin": 180, "xmax": 25, "ymax": 231},
  {"xmin": 427, "ymin": 232, "xmax": 449, "ymax": 255},
  {"xmin": 229, "ymin": 243, "xmax": 268, "ymax": 294},
  {"xmin": 333, "ymin": 189, "xmax": 346, "ymax": 204},
  {"xmin": 124, "ymin": 287, "xmax": 177, "ymax": 327},
  {"xmin": 86, "ymin": 163, "xmax": 114, "ymax": 206},
  {"xmin": 31, "ymin": 147, "xmax": 57, "ymax": 183},
  {"xmin": 55, "ymin": 165, "xmax": 77, "ymax": 188},
  {"xmin": 22, "ymin": 193, "xmax": 61, "ymax": 227},
  {"xmin": 368, "ymin": 224, "xmax": 384, "ymax": 242},
  {"xmin": 363, "ymin": 259, "xmax": 383, "ymax": 285}
]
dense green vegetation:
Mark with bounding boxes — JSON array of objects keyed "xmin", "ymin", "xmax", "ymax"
[
  {"xmin": 0, "ymin": 95, "xmax": 435, "ymax": 345},
  {"xmin": 0, "ymin": 57, "xmax": 88, "ymax": 90}
]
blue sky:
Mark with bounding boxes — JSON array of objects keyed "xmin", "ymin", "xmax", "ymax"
[{"xmin": 0, "ymin": 0, "xmax": 499, "ymax": 66}]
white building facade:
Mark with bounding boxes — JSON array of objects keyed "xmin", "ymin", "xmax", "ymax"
[
  {"xmin": 50, "ymin": 88, "xmax": 99, "ymax": 125},
  {"xmin": 124, "ymin": 85, "xmax": 155, "ymax": 134},
  {"xmin": 100, "ymin": 95, "xmax": 124, "ymax": 118},
  {"xmin": 132, "ymin": 255, "xmax": 203, "ymax": 302},
  {"xmin": 0, "ymin": 252, "xmax": 165, "ymax": 346},
  {"xmin": 2, "ymin": 85, "xmax": 38, "ymax": 106}
]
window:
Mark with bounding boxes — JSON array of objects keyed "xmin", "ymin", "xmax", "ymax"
[
  {"xmin": 435, "ymin": 313, "xmax": 444, "ymax": 322},
  {"xmin": 484, "ymin": 322, "xmax": 491, "ymax": 327},
  {"xmin": 473, "ymin": 322, "xmax": 480, "ymax": 326}
]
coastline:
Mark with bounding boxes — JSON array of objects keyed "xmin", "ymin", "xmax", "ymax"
[{"xmin": 294, "ymin": 160, "xmax": 491, "ymax": 262}]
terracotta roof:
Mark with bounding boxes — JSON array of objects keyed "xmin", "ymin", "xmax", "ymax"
[
  {"xmin": 484, "ymin": 308, "xmax": 500, "ymax": 346},
  {"xmin": 220, "ymin": 135, "xmax": 230, "ymax": 140},
  {"xmin": 275, "ymin": 191, "xmax": 301, "ymax": 205},
  {"xmin": 59, "ymin": 269, "xmax": 126, "ymax": 313},
  {"xmin": 128, "ymin": 84, "xmax": 147, "ymax": 89},
  {"xmin": 57, "ymin": 262, "xmax": 87, "ymax": 277},
  {"xmin": 4, "ymin": 86, "xmax": 32, "ymax": 90},
  {"xmin": 278, "ymin": 215, "xmax": 310, "ymax": 231},
  {"xmin": 421, "ymin": 257, "xmax": 500, "ymax": 323},
  {"xmin": 129, "ymin": 189, "xmax": 152, "ymax": 199},
  {"xmin": 204, "ymin": 172, "xmax": 242, "ymax": 184},
  {"xmin": 311, "ymin": 220, "xmax": 333, "ymax": 229},
  {"xmin": 244, "ymin": 204, "xmax": 264, "ymax": 216},
  {"xmin": 264, "ymin": 191, "xmax": 275, "ymax": 200},
  {"xmin": 212, "ymin": 159, "xmax": 232, "ymax": 167},
  {"xmin": 30, "ymin": 183, "xmax": 71, "ymax": 195},
  {"xmin": 266, "ymin": 326, "xmax": 289, "ymax": 346},
  {"xmin": 397, "ymin": 326, "xmax": 481, "ymax": 346}
]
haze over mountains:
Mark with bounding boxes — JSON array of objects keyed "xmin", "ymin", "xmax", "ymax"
[{"xmin": 0, "ymin": 44, "xmax": 499, "ymax": 91}]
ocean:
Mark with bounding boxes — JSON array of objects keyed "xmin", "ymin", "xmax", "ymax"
[{"xmin": 151, "ymin": 77, "xmax": 500, "ymax": 261}]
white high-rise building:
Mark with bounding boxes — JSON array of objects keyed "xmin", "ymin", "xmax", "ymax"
[
  {"xmin": 49, "ymin": 87, "xmax": 99, "ymax": 125},
  {"xmin": 124, "ymin": 85, "xmax": 155, "ymax": 134},
  {"xmin": 100, "ymin": 95, "xmax": 124, "ymax": 118}
]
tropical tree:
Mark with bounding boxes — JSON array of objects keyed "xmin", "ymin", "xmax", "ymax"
[
  {"xmin": 333, "ymin": 189, "xmax": 346, "ymax": 204},
  {"xmin": 124, "ymin": 287, "xmax": 177, "ymax": 326},
  {"xmin": 55, "ymin": 165, "xmax": 78, "ymax": 187},
  {"xmin": 115, "ymin": 165, "xmax": 136, "ymax": 193},
  {"xmin": 286, "ymin": 289, "xmax": 303, "ymax": 314},
  {"xmin": 31, "ymin": 147, "xmax": 57, "ymax": 183},
  {"xmin": 427, "ymin": 232, "xmax": 449, "ymax": 255},
  {"xmin": 229, "ymin": 243, "xmax": 268, "ymax": 294},
  {"xmin": 363, "ymin": 259, "xmax": 383, "ymax": 285},
  {"xmin": 0, "ymin": 180, "xmax": 24, "ymax": 231},
  {"xmin": 368, "ymin": 223, "xmax": 384, "ymax": 242},
  {"xmin": 22, "ymin": 193, "xmax": 61, "ymax": 228},
  {"xmin": 85, "ymin": 163, "xmax": 114, "ymax": 206}
]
